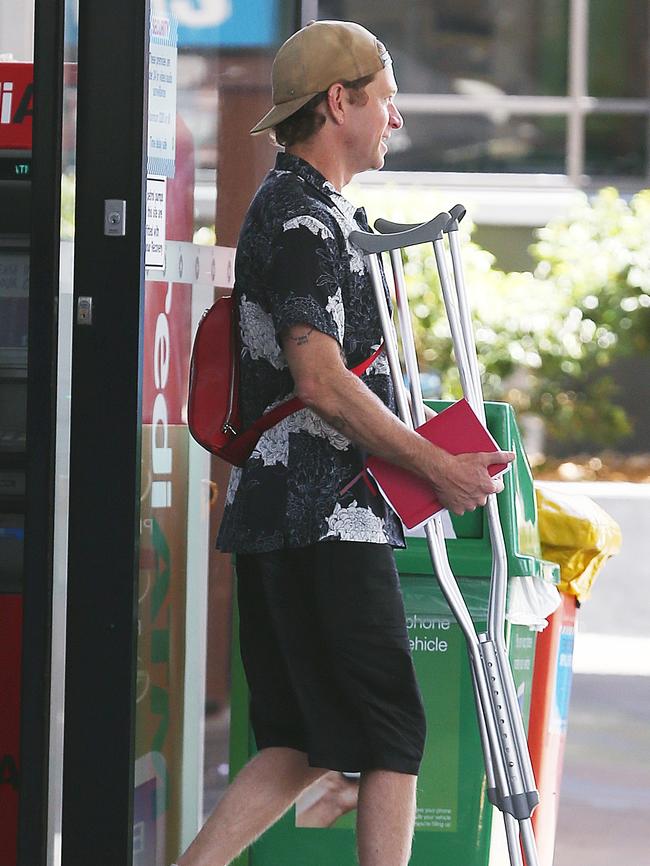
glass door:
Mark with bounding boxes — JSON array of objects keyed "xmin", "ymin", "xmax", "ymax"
[
  {"xmin": 58, "ymin": 2, "xmax": 297, "ymax": 865},
  {"xmin": 134, "ymin": 5, "xmax": 296, "ymax": 862}
]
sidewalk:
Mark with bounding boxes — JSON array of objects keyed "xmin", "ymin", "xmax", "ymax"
[
  {"xmin": 553, "ymin": 674, "xmax": 650, "ymax": 866},
  {"xmin": 546, "ymin": 482, "xmax": 650, "ymax": 866}
]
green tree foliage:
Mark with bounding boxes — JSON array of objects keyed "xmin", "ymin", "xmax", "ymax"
[{"xmin": 350, "ymin": 185, "xmax": 650, "ymax": 447}]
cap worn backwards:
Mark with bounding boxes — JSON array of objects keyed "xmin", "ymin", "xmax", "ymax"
[{"xmin": 250, "ymin": 20, "xmax": 392, "ymax": 136}]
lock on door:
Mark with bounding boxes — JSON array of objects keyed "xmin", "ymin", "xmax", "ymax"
[
  {"xmin": 77, "ymin": 296, "xmax": 93, "ymax": 325},
  {"xmin": 104, "ymin": 199, "xmax": 126, "ymax": 236}
]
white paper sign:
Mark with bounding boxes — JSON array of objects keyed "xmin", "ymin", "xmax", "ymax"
[
  {"xmin": 145, "ymin": 176, "xmax": 166, "ymax": 270},
  {"xmin": 148, "ymin": 15, "xmax": 178, "ymax": 178}
]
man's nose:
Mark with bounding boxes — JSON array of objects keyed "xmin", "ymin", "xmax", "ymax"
[{"xmin": 389, "ymin": 102, "xmax": 403, "ymax": 130}]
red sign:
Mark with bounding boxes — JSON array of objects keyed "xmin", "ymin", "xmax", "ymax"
[
  {"xmin": 0, "ymin": 63, "xmax": 33, "ymax": 151},
  {"xmin": 142, "ymin": 279, "xmax": 192, "ymax": 426}
]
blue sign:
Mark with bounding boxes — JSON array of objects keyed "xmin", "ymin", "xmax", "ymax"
[
  {"xmin": 65, "ymin": 0, "xmax": 281, "ymax": 50},
  {"xmin": 64, "ymin": 0, "xmax": 79, "ymax": 49},
  {"xmin": 160, "ymin": 0, "xmax": 280, "ymax": 48},
  {"xmin": 552, "ymin": 626, "xmax": 575, "ymax": 734}
]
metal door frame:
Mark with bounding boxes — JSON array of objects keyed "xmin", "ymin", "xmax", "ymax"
[
  {"xmin": 19, "ymin": 0, "xmax": 66, "ymax": 863},
  {"xmin": 59, "ymin": 0, "xmax": 150, "ymax": 863}
]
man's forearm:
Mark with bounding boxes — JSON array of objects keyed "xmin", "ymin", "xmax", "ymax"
[
  {"xmin": 302, "ymin": 368, "xmax": 447, "ymax": 485},
  {"xmin": 283, "ymin": 325, "xmax": 512, "ymax": 514}
]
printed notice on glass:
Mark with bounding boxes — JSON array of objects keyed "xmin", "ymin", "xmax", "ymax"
[
  {"xmin": 148, "ymin": 15, "xmax": 178, "ymax": 178},
  {"xmin": 145, "ymin": 176, "xmax": 166, "ymax": 270}
]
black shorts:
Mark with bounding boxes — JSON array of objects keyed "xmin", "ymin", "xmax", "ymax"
[{"xmin": 236, "ymin": 541, "xmax": 426, "ymax": 776}]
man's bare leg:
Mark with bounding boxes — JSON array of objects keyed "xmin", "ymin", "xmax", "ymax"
[
  {"xmin": 177, "ymin": 747, "xmax": 326, "ymax": 866},
  {"xmin": 356, "ymin": 770, "xmax": 417, "ymax": 866}
]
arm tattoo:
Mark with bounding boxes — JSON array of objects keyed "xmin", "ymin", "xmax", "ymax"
[
  {"xmin": 330, "ymin": 414, "xmax": 350, "ymax": 433},
  {"xmin": 286, "ymin": 326, "xmax": 314, "ymax": 346}
]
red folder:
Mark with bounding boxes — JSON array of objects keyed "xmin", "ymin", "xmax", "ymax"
[{"xmin": 366, "ymin": 398, "xmax": 509, "ymax": 530}]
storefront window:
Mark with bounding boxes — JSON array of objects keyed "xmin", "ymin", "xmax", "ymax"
[
  {"xmin": 388, "ymin": 113, "xmax": 567, "ymax": 175},
  {"xmin": 318, "ymin": 0, "xmax": 650, "ymax": 184},
  {"xmin": 588, "ymin": 0, "xmax": 648, "ymax": 98},
  {"xmin": 585, "ymin": 114, "xmax": 647, "ymax": 176},
  {"xmin": 321, "ymin": 0, "xmax": 570, "ymax": 97}
]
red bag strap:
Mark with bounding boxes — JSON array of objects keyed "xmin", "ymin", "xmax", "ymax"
[
  {"xmin": 350, "ymin": 342, "xmax": 385, "ymax": 378},
  {"xmin": 249, "ymin": 342, "xmax": 385, "ymax": 436}
]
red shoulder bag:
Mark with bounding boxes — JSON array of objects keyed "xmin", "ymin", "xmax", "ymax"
[{"xmin": 187, "ymin": 295, "xmax": 383, "ymax": 466}]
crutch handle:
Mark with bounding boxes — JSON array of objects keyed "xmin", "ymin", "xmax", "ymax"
[
  {"xmin": 374, "ymin": 205, "xmax": 466, "ymax": 237},
  {"xmin": 350, "ymin": 211, "xmax": 450, "ymax": 253},
  {"xmin": 374, "ymin": 217, "xmax": 421, "ymax": 233}
]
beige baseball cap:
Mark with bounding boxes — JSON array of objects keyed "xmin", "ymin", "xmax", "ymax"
[{"xmin": 250, "ymin": 20, "xmax": 392, "ymax": 135}]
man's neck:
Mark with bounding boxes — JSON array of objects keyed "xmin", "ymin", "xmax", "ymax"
[{"xmin": 286, "ymin": 141, "xmax": 354, "ymax": 192}]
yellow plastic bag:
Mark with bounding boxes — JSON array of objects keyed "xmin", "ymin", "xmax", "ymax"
[{"xmin": 534, "ymin": 482, "xmax": 622, "ymax": 603}]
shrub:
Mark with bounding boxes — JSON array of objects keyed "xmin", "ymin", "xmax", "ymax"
[{"xmin": 348, "ymin": 184, "xmax": 650, "ymax": 448}]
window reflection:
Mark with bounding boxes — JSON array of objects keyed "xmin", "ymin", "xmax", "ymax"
[
  {"xmin": 317, "ymin": 0, "xmax": 650, "ymax": 180},
  {"xmin": 585, "ymin": 115, "xmax": 647, "ymax": 176},
  {"xmin": 319, "ymin": 0, "xmax": 570, "ymax": 97},
  {"xmin": 588, "ymin": 0, "xmax": 649, "ymax": 98},
  {"xmin": 386, "ymin": 113, "xmax": 566, "ymax": 175}
]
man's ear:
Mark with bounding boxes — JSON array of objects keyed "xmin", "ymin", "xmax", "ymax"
[{"xmin": 325, "ymin": 82, "xmax": 347, "ymax": 126}]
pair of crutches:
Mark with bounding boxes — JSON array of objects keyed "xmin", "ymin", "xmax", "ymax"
[{"xmin": 350, "ymin": 209, "xmax": 540, "ymax": 866}]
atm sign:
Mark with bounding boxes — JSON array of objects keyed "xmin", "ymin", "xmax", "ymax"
[{"xmin": 0, "ymin": 63, "xmax": 33, "ymax": 150}]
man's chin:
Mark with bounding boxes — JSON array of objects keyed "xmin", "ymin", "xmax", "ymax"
[{"xmin": 356, "ymin": 151, "xmax": 386, "ymax": 176}]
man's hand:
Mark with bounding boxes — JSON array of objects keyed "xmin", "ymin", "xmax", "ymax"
[{"xmin": 429, "ymin": 449, "xmax": 515, "ymax": 515}]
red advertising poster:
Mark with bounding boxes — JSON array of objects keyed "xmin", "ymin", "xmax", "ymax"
[
  {"xmin": 0, "ymin": 63, "xmax": 33, "ymax": 150},
  {"xmin": 136, "ymin": 113, "xmax": 196, "ymax": 864},
  {"xmin": 141, "ymin": 116, "xmax": 196, "ymax": 427},
  {"xmin": 141, "ymin": 280, "xmax": 191, "ymax": 427},
  {"xmin": 0, "ymin": 594, "xmax": 22, "ymax": 866}
]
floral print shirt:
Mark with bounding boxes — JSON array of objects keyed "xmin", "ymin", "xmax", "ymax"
[{"xmin": 216, "ymin": 153, "xmax": 405, "ymax": 554}]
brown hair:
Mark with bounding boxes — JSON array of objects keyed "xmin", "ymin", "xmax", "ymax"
[{"xmin": 273, "ymin": 73, "xmax": 376, "ymax": 147}]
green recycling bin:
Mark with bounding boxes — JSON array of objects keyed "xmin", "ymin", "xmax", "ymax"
[{"xmin": 228, "ymin": 402, "xmax": 560, "ymax": 866}]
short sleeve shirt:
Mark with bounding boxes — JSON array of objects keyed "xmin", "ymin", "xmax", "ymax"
[{"xmin": 216, "ymin": 153, "xmax": 405, "ymax": 554}]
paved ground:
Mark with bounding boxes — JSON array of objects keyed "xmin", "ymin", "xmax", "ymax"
[
  {"xmin": 546, "ymin": 482, "xmax": 650, "ymax": 866},
  {"xmin": 553, "ymin": 674, "xmax": 650, "ymax": 866}
]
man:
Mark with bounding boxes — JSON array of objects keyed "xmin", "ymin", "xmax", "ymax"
[{"xmin": 178, "ymin": 20, "xmax": 514, "ymax": 866}]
